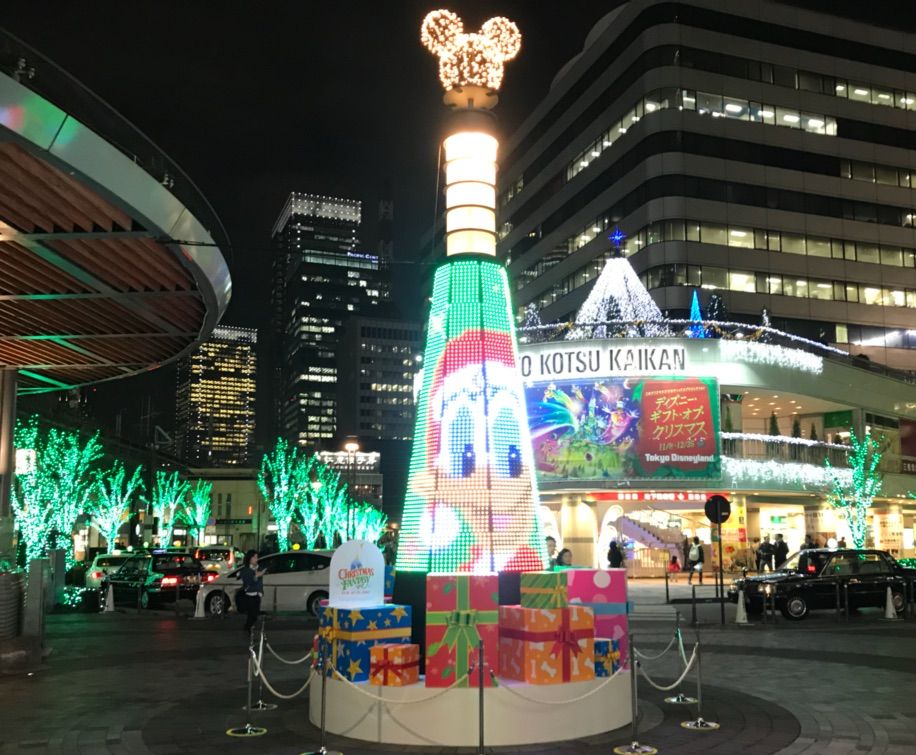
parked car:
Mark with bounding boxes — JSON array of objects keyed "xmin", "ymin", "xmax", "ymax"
[
  {"xmin": 198, "ymin": 550, "xmax": 332, "ymax": 617},
  {"xmin": 728, "ymin": 548, "xmax": 913, "ymax": 620},
  {"xmin": 103, "ymin": 552, "xmax": 206, "ymax": 609},
  {"xmin": 86, "ymin": 553, "xmax": 134, "ymax": 589},
  {"xmin": 194, "ymin": 546, "xmax": 243, "ymax": 574}
]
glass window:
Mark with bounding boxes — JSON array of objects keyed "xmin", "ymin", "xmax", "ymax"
[
  {"xmin": 647, "ymin": 221, "xmax": 664, "ymax": 245},
  {"xmin": 835, "ymin": 323, "xmax": 848, "ymax": 342},
  {"xmin": 679, "ymin": 89, "xmax": 696, "ymax": 110},
  {"xmin": 845, "ymin": 284, "xmax": 859, "ymax": 303},
  {"xmin": 665, "ymin": 220, "xmax": 685, "ymax": 241},
  {"xmin": 875, "ymin": 165, "xmax": 897, "ymax": 185},
  {"xmin": 809, "ymin": 279, "xmax": 834, "ymax": 300},
  {"xmin": 647, "ymin": 268, "xmax": 661, "ymax": 289},
  {"xmin": 782, "ymin": 233, "xmax": 806, "ymax": 255},
  {"xmin": 702, "ymin": 266, "xmax": 728, "ymax": 289},
  {"xmin": 699, "ymin": 223, "xmax": 727, "ymax": 245},
  {"xmin": 904, "ymin": 250, "xmax": 916, "ymax": 268},
  {"xmin": 872, "ymin": 87, "xmax": 894, "ymax": 107},
  {"xmin": 857, "ymin": 244, "xmax": 880, "ymax": 264},
  {"xmin": 796, "ymin": 71, "xmax": 823, "ymax": 93},
  {"xmin": 727, "ymin": 227, "xmax": 753, "ymax": 248},
  {"xmin": 767, "ymin": 275, "xmax": 783, "ymax": 295},
  {"xmin": 888, "ymin": 289, "xmax": 906, "ymax": 307},
  {"xmin": 767, "ymin": 230, "xmax": 781, "ymax": 252},
  {"xmin": 687, "ymin": 265, "xmax": 702, "ymax": 286},
  {"xmin": 833, "ymin": 282, "xmax": 846, "ymax": 300},
  {"xmin": 849, "ymin": 83, "xmax": 871, "ymax": 103},
  {"xmin": 804, "ymin": 237, "xmax": 829, "ymax": 258},
  {"xmin": 686, "ymin": 222, "xmax": 700, "ymax": 242},
  {"xmin": 775, "ymin": 106, "xmax": 801, "ymax": 128},
  {"xmin": 852, "ymin": 162, "xmax": 875, "ymax": 182},
  {"xmin": 753, "ymin": 229, "xmax": 768, "ymax": 249},
  {"xmin": 831, "ymin": 239, "xmax": 845, "ymax": 259},
  {"xmin": 753, "ymin": 103, "xmax": 776, "ymax": 125},
  {"xmin": 728, "ymin": 270, "xmax": 756, "ymax": 292},
  {"xmin": 908, "ymin": 291, "xmax": 916, "ymax": 308},
  {"xmin": 840, "ymin": 160, "xmax": 852, "ymax": 179},
  {"xmin": 880, "ymin": 247, "xmax": 903, "ymax": 267},
  {"xmin": 696, "ymin": 91, "xmax": 723, "ymax": 117},
  {"xmin": 834, "ymin": 79, "xmax": 848, "ymax": 97},
  {"xmin": 756, "ymin": 273, "xmax": 769, "ymax": 293},
  {"xmin": 844, "ymin": 242, "xmax": 857, "ymax": 261},
  {"xmin": 900, "ymin": 170, "xmax": 912, "ymax": 188},
  {"xmin": 760, "ymin": 63, "xmax": 775, "ymax": 84},
  {"xmin": 782, "ymin": 278, "xmax": 803, "ymax": 297},
  {"xmin": 722, "ymin": 96, "xmax": 749, "ymax": 120},
  {"xmin": 802, "ymin": 113, "xmax": 827, "ymax": 134},
  {"xmin": 860, "ymin": 285, "xmax": 883, "ymax": 305}
]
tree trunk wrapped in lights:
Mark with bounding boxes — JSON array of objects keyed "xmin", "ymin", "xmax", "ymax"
[
  {"xmin": 825, "ymin": 429, "xmax": 883, "ymax": 549},
  {"xmin": 145, "ymin": 470, "xmax": 189, "ymax": 548},
  {"xmin": 90, "ymin": 461, "xmax": 144, "ymax": 553},
  {"xmin": 257, "ymin": 438, "xmax": 309, "ymax": 552},
  {"xmin": 184, "ymin": 479, "xmax": 213, "ymax": 546}
]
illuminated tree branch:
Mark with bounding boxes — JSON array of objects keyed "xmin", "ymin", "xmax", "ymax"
[
  {"xmin": 184, "ymin": 480, "xmax": 213, "ymax": 545},
  {"xmin": 258, "ymin": 438, "xmax": 307, "ymax": 552},
  {"xmin": 90, "ymin": 462, "xmax": 144, "ymax": 552},
  {"xmin": 144, "ymin": 470, "xmax": 189, "ymax": 547}
]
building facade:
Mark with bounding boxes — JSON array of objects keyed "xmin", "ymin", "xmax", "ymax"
[
  {"xmin": 175, "ymin": 326, "xmax": 257, "ymax": 467},
  {"xmin": 271, "ymin": 192, "xmax": 391, "ymax": 448},
  {"xmin": 496, "ymin": 0, "xmax": 916, "ymax": 370}
]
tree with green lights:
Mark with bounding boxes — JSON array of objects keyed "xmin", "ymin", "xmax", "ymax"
[
  {"xmin": 145, "ymin": 470, "xmax": 189, "ymax": 547},
  {"xmin": 90, "ymin": 461, "xmax": 144, "ymax": 552},
  {"xmin": 184, "ymin": 480, "xmax": 213, "ymax": 545},
  {"xmin": 258, "ymin": 438, "xmax": 309, "ymax": 552},
  {"xmin": 349, "ymin": 502, "xmax": 388, "ymax": 543},
  {"xmin": 11, "ymin": 417, "xmax": 103, "ymax": 566},
  {"xmin": 311, "ymin": 462, "xmax": 349, "ymax": 548},
  {"xmin": 295, "ymin": 453, "xmax": 322, "ymax": 550},
  {"xmin": 825, "ymin": 429, "xmax": 883, "ymax": 549}
]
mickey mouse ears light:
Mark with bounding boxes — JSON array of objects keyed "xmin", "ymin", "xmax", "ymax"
[{"xmin": 421, "ymin": 9, "xmax": 521, "ymax": 109}]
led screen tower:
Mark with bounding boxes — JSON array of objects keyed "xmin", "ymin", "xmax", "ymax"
[{"xmin": 395, "ymin": 10, "xmax": 548, "ymax": 574}]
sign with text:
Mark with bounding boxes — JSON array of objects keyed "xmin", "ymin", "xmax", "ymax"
[
  {"xmin": 527, "ymin": 376, "xmax": 721, "ymax": 481},
  {"xmin": 521, "ymin": 342, "xmax": 688, "ymax": 382},
  {"xmin": 329, "ymin": 540, "xmax": 385, "ymax": 608}
]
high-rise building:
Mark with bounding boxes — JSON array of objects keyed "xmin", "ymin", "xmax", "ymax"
[
  {"xmin": 336, "ymin": 316, "xmax": 422, "ymax": 442},
  {"xmin": 176, "ymin": 326, "xmax": 257, "ymax": 467},
  {"xmin": 495, "ymin": 0, "xmax": 916, "ymax": 371},
  {"xmin": 271, "ymin": 192, "xmax": 391, "ymax": 448}
]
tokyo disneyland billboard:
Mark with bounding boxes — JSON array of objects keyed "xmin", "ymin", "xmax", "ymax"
[{"xmin": 525, "ymin": 371, "xmax": 722, "ymax": 482}]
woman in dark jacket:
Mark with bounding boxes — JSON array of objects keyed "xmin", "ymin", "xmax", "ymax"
[
  {"xmin": 608, "ymin": 541, "xmax": 625, "ymax": 568},
  {"xmin": 238, "ymin": 549, "xmax": 265, "ymax": 634}
]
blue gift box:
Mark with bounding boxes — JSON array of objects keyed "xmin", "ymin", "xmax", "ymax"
[
  {"xmin": 317, "ymin": 604, "xmax": 412, "ymax": 682},
  {"xmin": 594, "ymin": 637, "xmax": 621, "ymax": 677},
  {"xmin": 384, "ymin": 565, "xmax": 396, "ymax": 602}
]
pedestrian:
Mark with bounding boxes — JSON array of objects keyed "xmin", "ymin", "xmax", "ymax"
[
  {"xmin": 608, "ymin": 541, "xmax": 625, "ymax": 568},
  {"xmin": 238, "ymin": 549, "xmax": 265, "ymax": 634},
  {"xmin": 773, "ymin": 533, "xmax": 789, "ymax": 569},
  {"xmin": 837, "ymin": 536, "xmax": 848, "ymax": 549},
  {"xmin": 757, "ymin": 535, "xmax": 774, "ymax": 572},
  {"xmin": 687, "ymin": 536, "xmax": 704, "ymax": 585},
  {"xmin": 803, "ymin": 533, "xmax": 817, "ymax": 551},
  {"xmin": 545, "ymin": 536, "xmax": 558, "ymax": 567},
  {"xmin": 668, "ymin": 554, "xmax": 681, "ymax": 583},
  {"xmin": 557, "ymin": 548, "xmax": 573, "ymax": 567}
]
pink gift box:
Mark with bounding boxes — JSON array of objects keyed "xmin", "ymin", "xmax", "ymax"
[{"xmin": 565, "ymin": 568, "xmax": 629, "ymax": 669}]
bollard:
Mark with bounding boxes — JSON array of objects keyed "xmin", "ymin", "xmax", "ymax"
[
  {"xmin": 681, "ymin": 623, "xmax": 719, "ymax": 730},
  {"xmin": 477, "ymin": 639, "xmax": 485, "ymax": 755},
  {"xmin": 136, "ymin": 583, "xmax": 142, "ymax": 614},
  {"xmin": 843, "ymin": 582, "xmax": 850, "ymax": 621},
  {"xmin": 835, "ymin": 579, "xmax": 842, "ymax": 622},
  {"xmin": 613, "ymin": 634, "xmax": 657, "ymax": 754},
  {"xmin": 225, "ymin": 627, "xmax": 268, "ymax": 737},
  {"xmin": 691, "ymin": 585, "xmax": 697, "ymax": 626},
  {"xmin": 664, "ymin": 567, "xmax": 670, "ymax": 604},
  {"xmin": 175, "ymin": 577, "xmax": 180, "ymax": 616}
]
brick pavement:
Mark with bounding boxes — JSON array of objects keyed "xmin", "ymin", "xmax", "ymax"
[{"xmin": 0, "ymin": 589, "xmax": 913, "ymax": 755}]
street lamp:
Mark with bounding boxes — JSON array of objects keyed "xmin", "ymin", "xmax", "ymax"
[{"xmin": 343, "ymin": 438, "xmax": 360, "ymax": 541}]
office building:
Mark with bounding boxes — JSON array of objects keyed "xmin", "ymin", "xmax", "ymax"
[
  {"xmin": 271, "ymin": 192, "xmax": 391, "ymax": 448},
  {"xmin": 495, "ymin": 0, "xmax": 916, "ymax": 370},
  {"xmin": 336, "ymin": 316, "xmax": 422, "ymax": 442},
  {"xmin": 176, "ymin": 326, "xmax": 257, "ymax": 467}
]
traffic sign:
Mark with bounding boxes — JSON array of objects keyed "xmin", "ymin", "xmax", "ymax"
[{"xmin": 705, "ymin": 495, "xmax": 730, "ymax": 524}]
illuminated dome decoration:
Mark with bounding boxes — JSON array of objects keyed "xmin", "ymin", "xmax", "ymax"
[
  {"xmin": 396, "ymin": 10, "xmax": 546, "ymax": 574},
  {"xmin": 421, "ymin": 9, "xmax": 521, "ymax": 107}
]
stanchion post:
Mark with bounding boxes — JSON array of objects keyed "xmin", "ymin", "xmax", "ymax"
[
  {"xmin": 225, "ymin": 627, "xmax": 267, "ymax": 738},
  {"xmin": 681, "ymin": 622, "xmax": 719, "ymax": 730},
  {"xmin": 136, "ymin": 583, "xmax": 141, "ymax": 614},
  {"xmin": 664, "ymin": 612, "xmax": 697, "ymax": 705},
  {"xmin": 664, "ymin": 567, "xmax": 670, "ymax": 604},
  {"xmin": 843, "ymin": 581, "xmax": 850, "ymax": 621},
  {"xmin": 477, "ymin": 639, "xmax": 485, "ymax": 755},
  {"xmin": 612, "ymin": 634, "xmax": 657, "ymax": 754},
  {"xmin": 250, "ymin": 620, "xmax": 278, "ymax": 712},
  {"xmin": 691, "ymin": 585, "xmax": 697, "ymax": 626},
  {"xmin": 175, "ymin": 578, "xmax": 180, "ymax": 616},
  {"xmin": 835, "ymin": 578, "xmax": 841, "ymax": 622}
]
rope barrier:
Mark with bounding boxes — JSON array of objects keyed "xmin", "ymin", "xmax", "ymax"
[
  {"xmin": 331, "ymin": 667, "xmax": 470, "ymax": 703},
  {"xmin": 265, "ymin": 642, "xmax": 313, "ymax": 666},
  {"xmin": 488, "ymin": 667, "xmax": 624, "ymax": 705},
  {"xmin": 677, "ymin": 630, "xmax": 689, "ymax": 668},
  {"xmin": 637, "ymin": 644, "xmax": 698, "ymax": 692},
  {"xmin": 634, "ymin": 633, "xmax": 677, "ymax": 661},
  {"xmin": 249, "ymin": 648, "xmax": 314, "ymax": 700}
]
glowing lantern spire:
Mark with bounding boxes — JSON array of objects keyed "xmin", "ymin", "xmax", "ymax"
[{"xmin": 396, "ymin": 11, "xmax": 546, "ymax": 573}]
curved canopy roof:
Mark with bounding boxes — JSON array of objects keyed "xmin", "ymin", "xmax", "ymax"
[{"xmin": 0, "ymin": 30, "xmax": 231, "ymax": 394}]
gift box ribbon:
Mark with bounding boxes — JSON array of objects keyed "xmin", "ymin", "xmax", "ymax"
[
  {"xmin": 500, "ymin": 610, "xmax": 591, "ymax": 682},
  {"xmin": 427, "ymin": 578, "xmax": 498, "ymax": 679},
  {"xmin": 371, "ymin": 649, "xmax": 420, "ymax": 684},
  {"xmin": 319, "ymin": 613, "xmax": 410, "ymax": 667},
  {"xmin": 521, "ymin": 584, "xmax": 566, "ymax": 602}
]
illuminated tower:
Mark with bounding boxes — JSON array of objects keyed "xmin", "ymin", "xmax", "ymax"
[{"xmin": 395, "ymin": 10, "xmax": 547, "ymax": 574}]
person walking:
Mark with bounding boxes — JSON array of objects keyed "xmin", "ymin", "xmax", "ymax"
[
  {"xmin": 238, "ymin": 549, "xmax": 265, "ymax": 634},
  {"xmin": 773, "ymin": 533, "xmax": 789, "ymax": 569},
  {"xmin": 608, "ymin": 541, "xmax": 625, "ymax": 568},
  {"xmin": 803, "ymin": 533, "xmax": 817, "ymax": 551},
  {"xmin": 668, "ymin": 554, "xmax": 681, "ymax": 583},
  {"xmin": 687, "ymin": 536, "xmax": 704, "ymax": 585},
  {"xmin": 757, "ymin": 535, "xmax": 774, "ymax": 572}
]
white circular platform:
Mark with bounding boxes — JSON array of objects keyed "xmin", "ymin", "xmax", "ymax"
[{"xmin": 308, "ymin": 672, "xmax": 632, "ymax": 746}]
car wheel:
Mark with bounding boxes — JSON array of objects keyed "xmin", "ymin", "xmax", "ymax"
[
  {"xmin": 892, "ymin": 589, "xmax": 906, "ymax": 615},
  {"xmin": 140, "ymin": 591, "xmax": 151, "ymax": 610},
  {"xmin": 206, "ymin": 591, "xmax": 230, "ymax": 616},
  {"xmin": 780, "ymin": 593, "xmax": 808, "ymax": 620},
  {"xmin": 307, "ymin": 591, "xmax": 328, "ymax": 617}
]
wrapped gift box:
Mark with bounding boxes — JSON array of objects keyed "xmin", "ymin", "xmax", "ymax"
[
  {"xmin": 566, "ymin": 568, "xmax": 629, "ymax": 669},
  {"xmin": 370, "ymin": 643, "xmax": 420, "ymax": 686},
  {"xmin": 384, "ymin": 565, "xmax": 396, "ymax": 603},
  {"xmin": 425, "ymin": 573, "xmax": 499, "ymax": 688},
  {"xmin": 594, "ymin": 637, "xmax": 621, "ymax": 677},
  {"xmin": 520, "ymin": 571, "xmax": 568, "ymax": 609},
  {"xmin": 498, "ymin": 605, "xmax": 595, "ymax": 685},
  {"xmin": 311, "ymin": 633, "xmax": 321, "ymax": 670},
  {"xmin": 318, "ymin": 604, "xmax": 412, "ymax": 682}
]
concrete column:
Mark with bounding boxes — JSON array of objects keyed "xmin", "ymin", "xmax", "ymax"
[{"xmin": 0, "ymin": 369, "xmax": 16, "ymax": 561}]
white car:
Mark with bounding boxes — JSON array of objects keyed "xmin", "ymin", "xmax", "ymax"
[
  {"xmin": 86, "ymin": 553, "xmax": 134, "ymax": 589},
  {"xmin": 199, "ymin": 550, "xmax": 332, "ymax": 617},
  {"xmin": 193, "ymin": 546, "xmax": 243, "ymax": 574}
]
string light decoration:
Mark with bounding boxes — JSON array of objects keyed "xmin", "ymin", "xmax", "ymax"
[
  {"xmin": 825, "ymin": 429, "xmax": 883, "ymax": 548},
  {"xmin": 421, "ymin": 10, "xmax": 521, "ymax": 93},
  {"xmin": 395, "ymin": 259, "xmax": 548, "ymax": 573},
  {"xmin": 183, "ymin": 479, "xmax": 213, "ymax": 546},
  {"xmin": 257, "ymin": 437, "xmax": 309, "ymax": 552},
  {"xmin": 688, "ymin": 290, "xmax": 706, "ymax": 338},
  {"xmin": 144, "ymin": 470, "xmax": 189, "ymax": 548},
  {"xmin": 722, "ymin": 456, "xmax": 851, "ymax": 489},
  {"xmin": 719, "ymin": 339, "xmax": 823, "ymax": 375},
  {"xmin": 89, "ymin": 461, "xmax": 144, "ymax": 553}
]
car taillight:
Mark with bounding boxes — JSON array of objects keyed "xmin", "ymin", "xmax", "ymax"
[
  {"xmin": 806, "ymin": 565, "xmax": 817, "ymax": 573},
  {"xmin": 161, "ymin": 576, "xmax": 179, "ymax": 587},
  {"xmin": 206, "ymin": 573, "xmax": 217, "ymax": 582},
  {"xmin": 91, "ymin": 571, "xmax": 103, "ymax": 579}
]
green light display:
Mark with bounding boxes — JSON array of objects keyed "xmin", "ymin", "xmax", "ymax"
[
  {"xmin": 89, "ymin": 461, "xmax": 144, "ymax": 553},
  {"xmin": 826, "ymin": 428, "xmax": 883, "ymax": 549},
  {"xmin": 184, "ymin": 479, "xmax": 213, "ymax": 545},
  {"xmin": 144, "ymin": 470, "xmax": 189, "ymax": 548}
]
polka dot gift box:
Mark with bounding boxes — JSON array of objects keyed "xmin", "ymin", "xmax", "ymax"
[{"xmin": 565, "ymin": 568, "xmax": 629, "ymax": 670}]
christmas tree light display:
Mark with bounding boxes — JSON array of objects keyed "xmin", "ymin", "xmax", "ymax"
[
  {"xmin": 257, "ymin": 437, "xmax": 308, "ymax": 552},
  {"xmin": 90, "ymin": 461, "xmax": 144, "ymax": 552},
  {"xmin": 826, "ymin": 429, "xmax": 883, "ymax": 548},
  {"xmin": 688, "ymin": 289, "xmax": 706, "ymax": 338},
  {"xmin": 184, "ymin": 479, "xmax": 213, "ymax": 545},
  {"xmin": 395, "ymin": 11, "xmax": 546, "ymax": 574},
  {"xmin": 145, "ymin": 470, "xmax": 189, "ymax": 548}
]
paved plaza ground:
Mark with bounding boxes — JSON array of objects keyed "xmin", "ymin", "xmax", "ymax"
[{"xmin": 1, "ymin": 579, "xmax": 914, "ymax": 754}]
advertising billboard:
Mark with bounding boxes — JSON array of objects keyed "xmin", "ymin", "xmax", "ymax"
[{"xmin": 527, "ymin": 376, "xmax": 721, "ymax": 481}]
